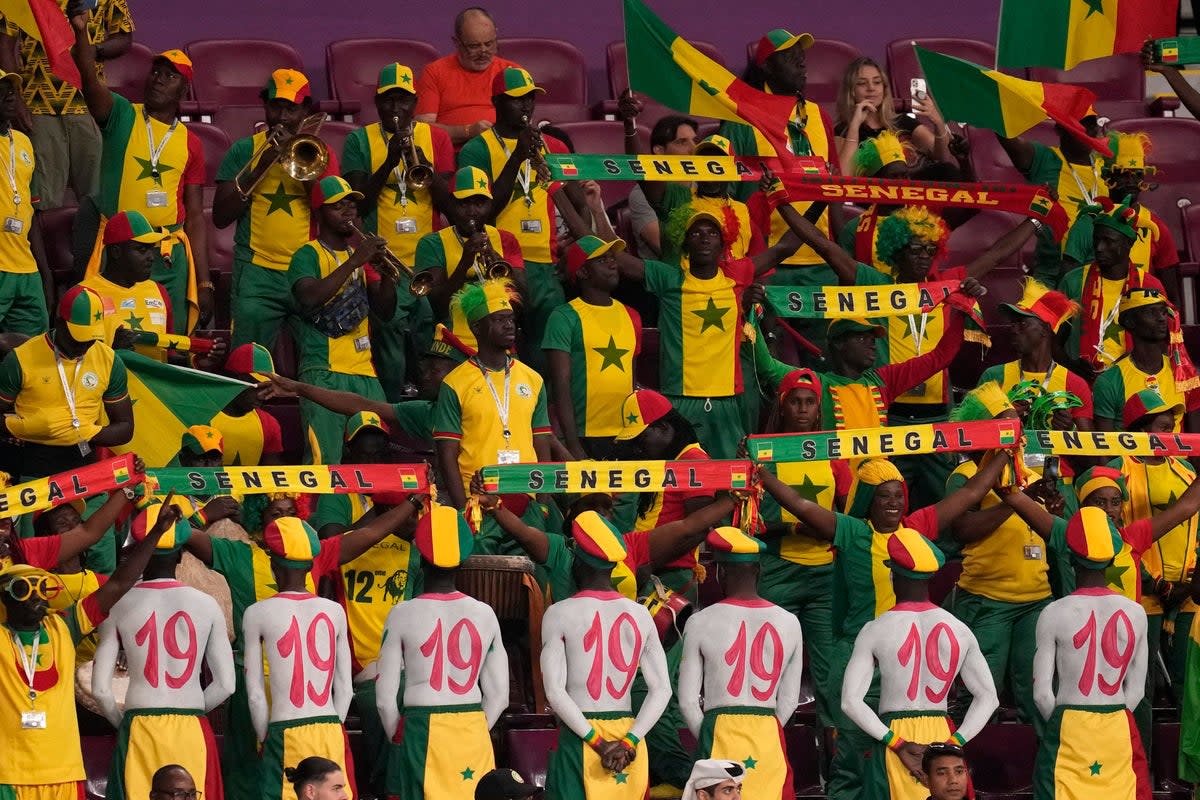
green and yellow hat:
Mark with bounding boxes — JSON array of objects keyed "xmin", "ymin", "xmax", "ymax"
[
  {"xmin": 130, "ymin": 500, "xmax": 192, "ymax": 553},
  {"xmin": 885, "ymin": 528, "xmax": 945, "ymax": 580},
  {"xmin": 1089, "ymin": 199, "xmax": 1139, "ymax": 241},
  {"xmin": 492, "ymin": 67, "xmax": 544, "ymax": 98},
  {"xmin": 753, "ymin": 28, "xmax": 814, "ymax": 67},
  {"xmin": 58, "ymin": 285, "xmax": 108, "ymax": 343},
  {"xmin": 414, "ymin": 503, "xmax": 474, "ymax": 568},
  {"xmin": 1103, "ymin": 131, "xmax": 1154, "ymax": 174},
  {"xmin": 694, "ymin": 134, "xmax": 733, "ymax": 157},
  {"xmin": 262, "ymin": 516, "xmax": 322, "ymax": 569},
  {"xmin": 181, "ymin": 424, "xmax": 224, "ymax": 455},
  {"xmin": 685, "ymin": 210, "xmax": 725, "ymax": 234},
  {"xmin": 1065, "ymin": 506, "xmax": 1123, "ymax": 569},
  {"xmin": 262, "ymin": 68, "xmax": 310, "ymax": 104},
  {"xmin": 1117, "ymin": 286, "xmax": 1168, "ymax": 324},
  {"xmin": 344, "ymin": 410, "xmax": 389, "ymax": 442},
  {"xmin": 224, "ymin": 342, "xmax": 274, "ymax": 382},
  {"xmin": 949, "ymin": 381, "xmax": 1013, "ymax": 423},
  {"xmin": 707, "ymin": 526, "xmax": 764, "ymax": 562},
  {"xmin": 453, "ymin": 166, "xmax": 492, "ymax": 199},
  {"xmin": 377, "ymin": 62, "xmax": 416, "ymax": 95},
  {"xmin": 571, "ymin": 510, "xmax": 626, "ymax": 569},
  {"xmin": 853, "ymin": 130, "xmax": 907, "ymax": 177},
  {"xmin": 311, "ymin": 176, "xmax": 363, "ymax": 209},
  {"xmin": 457, "ymin": 279, "xmax": 514, "ymax": 324},
  {"xmin": 0, "ymin": 69, "xmax": 22, "ymax": 90},
  {"xmin": 565, "ymin": 235, "xmax": 625, "ymax": 280},
  {"xmin": 103, "ymin": 210, "xmax": 167, "ymax": 246}
]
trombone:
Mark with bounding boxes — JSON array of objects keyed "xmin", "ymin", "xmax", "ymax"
[
  {"xmin": 466, "ymin": 219, "xmax": 513, "ymax": 281},
  {"xmin": 520, "ymin": 114, "xmax": 553, "ymax": 184},
  {"xmin": 395, "ymin": 117, "xmax": 433, "ymax": 190},
  {"xmin": 348, "ymin": 221, "xmax": 434, "ymax": 296},
  {"xmin": 234, "ymin": 112, "xmax": 330, "ymax": 195}
]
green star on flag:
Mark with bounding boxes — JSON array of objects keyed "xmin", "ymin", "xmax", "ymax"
[
  {"xmin": 593, "ymin": 335, "xmax": 630, "ymax": 372},
  {"xmin": 743, "ymin": 756, "xmax": 757, "ymax": 769},
  {"xmin": 792, "ymin": 474, "xmax": 829, "ymax": 502},
  {"xmin": 262, "ymin": 181, "xmax": 304, "ymax": 216},
  {"xmin": 124, "ymin": 313, "xmax": 145, "ymax": 331},
  {"xmin": 1104, "ymin": 561, "xmax": 1129, "ymax": 590},
  {"xmin": 1082, "ymin": 0, "xmax": 1104, "ymax": 18},
  {"xmin": 692, "ymin": 298, "xmax": 730, "ymax": 332},
  {"xmin": 1088, "ymin": 760, "xmax": 1102, "ymax": 775},
  {"xmin": 460, "ymin": 767, "xmax": 474, "ymax": 780}
]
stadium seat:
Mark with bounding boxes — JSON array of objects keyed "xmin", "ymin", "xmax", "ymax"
[
  {"xmin": 317, "ymin": 120, "xmax": 356, "ymax": 163},
  {"xmin": 1153, "ymin": 722, "xmax": 1192, "ymax": 796},
  {"xmin": 885, "ymin": 38, "xmax": 1001, "ymax": 112},
  {"xmin": 784, "ymin": 723, "xmax": 824, "ymax": 796},
  {"xmin": 203, "ymin": 207, "xmax": 234, "ymax": 327},
  {"xmin": 39, "ymin": 206, "xmax": 77, "ymax": 288},
  {"xmin": 1110, "ymin": 117, "xmax": 1200, "ymax": 250},
  {"xmin": 186, "ymin": 121, "xmax": 232, "ymax": 186},
  {"xmin": 499, "ymin": 38, "xmax": 588, "ymax": 124},
  {"xmin": 742, "ymin": 38, "xmax": 861, "ymax": 108},
  {"xmin": 964, "ymin": 122, "xmax": 1058, "ymax": 185},
  {"xmin": 946, "ymin": 211, "xmax": 1031, "ymax": 272},
  {"xmin": 504, "ymin": 727, "xmax": 558, "ymax": 789},
  {"xmin": 210, "ymin": 105, "xmax": 266, "ymax": 142},
  {"xmin": 602, "ymin": 40, "xmax": 725, "ymax": 126},
  {"xmin": 325, "ymin": 38, "xmax": 440, "ymax": 123},
  {"xmin": 104, "ymin": 41, "xmax": 155, "ymax": 103},
  {"xmin": 82, "ymin": 735, "xmax": 116, "ymax": 800},
  {"xmin": 186, "ymin": 39, "xmax": 305, "ymax": 110},
  {"xmin": 965, "ymin": 723, "xmax": 1037, "ymax": 794},
  {"xmin": 554, "ymin": 120, "xmax": 647, "ymax": 208},
  {"xmin": 1174, "ymin": 202, "xmax": 1200, "ymax": 323},
  {"xmin": 1030, "ymin": 53, "xmax": 1177, "ymax": 123}
]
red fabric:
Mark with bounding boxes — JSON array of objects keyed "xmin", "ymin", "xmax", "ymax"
[
  {"xmin": 13, "ymin": 533, "xmax": 61, "ymax": 569},
  {"xmin": 1064, "ymin": 370, "xmax": 1095, "ymax": 420},
  {"xmin": 413, "ymin": 55, "xmax": 519, "ymax": 127},
  {"xmin": 744, "ymin": 191, "xmax": 771, "ymax": 255},
  {"xmin": 660, "ymin": 444, "xmax": 713, "ymax": 570},
  {"xmin": 429, "ymin": 125, "xmax": 455, "ymax": 173},
  {"xmin": 157, "ymin": 281, "xmax": 174, "ymax": 336},
  {"xmin": 627, "ymin": 305, "xmax": 644, "ymax": 356},
  {"xmin": 832, "ymin": 459, "xmax": 853, "ymax": 501},
  {"xmin": 182, "ymin": 129, "xmax": 205, "ymax": 186},
  {"xmin": 1123, "ymin": 707, "xmax": 1154, "ymax": 800},
  {"xmin": 199, "ymin": 716, "xmax": 224, "ymax": 800},
  {"xmin": 623, "ymin": 528, "xmax": 650, "ymax": 571},
  {"xmin": 1122, "ymin": 518, "xmax": 1154, "ymax": 560},
  {"xmin": 903, "ymin": 505, "xmax": 940, "ymax": 541},
  {"xmin": 28, "ymin": 0, "xmax": 81, "ymax": 88},
  {"xmin": 255, "ymin": 408, "xmax": 283, "ymax": 455},
  {"xmin": 79, "ymin": 591, "xmax": 104, "ymax": 628},
  {"xmin": 1114, "ymin": 0, "xmax": 1177, "ymax": 54},
  {"xmin": 1148, "ymin": 209, "xmax": 1180, "ymax": 273},
  {"xmin": 1078, "ymin": 266, "xmax": 1163, "ymax": 370},
  {"xmin": 497, "ymin": 229, "xmax": 526, "ymax": 269},
  {"xmin": 312, "ymin": 533, "xmax": 342, "ymax": 580},
  {"xmin": 1039, "ymin": 82, "xmax": 1112, "ymax": 156},
  {"xmin": 876, "ymin": 303, "xmax": 965, "ymax": 406}
]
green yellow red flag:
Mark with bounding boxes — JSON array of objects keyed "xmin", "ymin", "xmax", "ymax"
[
  {"xmin": 997, "ymin": 0, "xmax": 1177, "ymax": 70},
  {"xmin": 0, "ymin": 0, "xmax": 81, "ymax": 87}
]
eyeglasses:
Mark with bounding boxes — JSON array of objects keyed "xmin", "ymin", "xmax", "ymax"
[
  {"xmin": 153, "ymin": 791, "xmax": 201, "ymax": 800},
  {"xmin": 457, "ymin": 38, "xmax": 496, "ymax": 54},
  {"xmin": 4, "ymin": 575, "xmax": 62, "ymax": 603},
  {"xmin": 904, "ymin": 242, "xmax": 938, "ymax": 256}
]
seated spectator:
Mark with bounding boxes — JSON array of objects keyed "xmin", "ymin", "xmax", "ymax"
[
  {"xmin": 922, "ymin": 743, "xmax": 969, "ymax": 800},
  {"xmin": 680, "ymin": 759, "xmax": 744, "ymax": 800},
  {"xmin": 622, "ymin": 112, "xmax": 700, "ymax": 257},
  {"xmin": 474, "ymin": 768, "xmax": 540, "ymax": 799},
  {"xmin": 150, "ymin": 766, "xmax": 201, "ymax": 800},
  {"xmin": 284, "ymin": 757, "xmax": 351, "ymax": 800},
  {"xmin": 834, "ymin": 56, "xmax": 953, "ymax": 170},
  {"xmin": 415, "ymin": 7, "xmax": 518, "ymax": 146},
  {"xmin": 0, "ymin": 285, "xmax": 132, "ymax": 478}
]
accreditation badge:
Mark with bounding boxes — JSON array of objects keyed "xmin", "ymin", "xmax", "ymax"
[
  {"xmin": 20, "ymin": 710, "xmax": 46, "ymax": 729},
  {"xmin": 3, "ymin": 216, "xmax": 23, "ymax": 234},
  {"xmin": 395, "ymin": 218, "xmax": 418, "ymax": 234},
  {"xmin": 497, "ymin": 449, "xmax": 520, "ymax": 465},
  {"xmin": 145, "ymin": 190, "xmax": 168, "ymax": 208}
]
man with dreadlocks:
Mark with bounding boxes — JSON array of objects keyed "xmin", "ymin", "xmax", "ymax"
[
  {"xmin": 1063, "ymin": 131, "xmax": 1180, "ymax": 306},
  {"xmin": 757, "ymin": 452, "xmax": 1009, "ymax": 800},
  {"xmin": 1057, "ymin": 200, "xmax": 1167, "ymax": 375}
]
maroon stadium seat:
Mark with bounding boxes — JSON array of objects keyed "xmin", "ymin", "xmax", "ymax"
[
  {"xmin": 741, "ymin": 38, "xmax": 862, "ymax": 108},
  {"xmin": 603, "ymin": 40, "xmax": 725, "ymax": 127},
  {"xmin": 1110, "ymin": 117, "xmax": 1200, "ymax": 251},
  {"xmin": 964, "ymin": 123, "xmax": 1058, "ymax": 185},
  {"xmin": 104, "ymin": 41, "xmax": 155, "ymax": 103},
  {"xmin": 210, "ymin": 105, "xmax": 266, "ymax": 143},
  {"xmin": 326, "ymin": 38, "xmax": 440, "ymax": 123},
  {"xmin": 82, "ymin": 735, "xmax": 116, "ymax": 800},
  {"xmin": 186, "ymin": 121, "xmax": 232, "ymax": 186},
  {"xmin": 39, "ymin": 205, "xmax": 77, "ymax": 288},
  {"xmin": 317, "ymin": 120, "xmax": 357, "ymax": 164},
  {"xmin": 187, "ymin": 39, "xmax": 305, "ymax": 109},
  {"xmin": 1030, "ymin": 54, "xmax": 1176, "ymax": 123},
  {"xmin": 1175, "ymin": 202, "xmax": 1200, "ymax": 323},
  {"xmin": 885, "ymin": 38, "xmax": 1002, "ymax": 113},
  {"xmin": 1152, "ymin": 722, "xmax": 1192, "ymax": 795},
  {"xmin": 499, "ymin": 37, "xmax": 587, "ymax": 107},
  {"xmin": 965, "ymin": 723, "xmax": 1037, "ymax": 794},
  {"xmin": 202, "ymin": 207, "xmax": 233, "ymax": 327},
  {"xmin": 785, "ymin": 723, "xmax": 825, "ymax": 796},
  {"xmin": 946, "ymin": 211, "xmax": 1031, "ymax": 272},
  {"xmin": 504, "ymin": 727, "xmax": 558, "ymax": 790}
]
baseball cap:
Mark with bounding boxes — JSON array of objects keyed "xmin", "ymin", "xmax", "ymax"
[
  {"xmin": 262, "ymin": 68, "xmax": 311, "ymax": 104},
  {"xmin": 224, "ymin": 342, "xmax": 274, "ymax": 382},
  {"xmin": 685, "ymin": 210, "xmax": 725, "ymax": 234},
  {"xmin": 344, "ymin": 411, "xmax": 389, "ymax": 442},
  {"xmin": 565, "ymin": 236, "xmax": 625, "ymax": 280},
  {"xmin": 153, "ymin": 50, "xmax": 193, "ymax": 83},
  {"xmin": 181, "ymin": 424, "xmax": 224, "ymax": 455},
  {"xmin": 777, "ymin": 368, "xmax": 821, "ymax": 402},
  {"xmin": 492, "ymin": 67, "xmax": 544, "ymax": 98},
  {"xmin": 614, "ymin": 389, "xmax": 673, "ymax": 441},
  {"xmin": 474, "ymin": 769, "xmax": 540, "ymax": 799},
  {"xmin": 827, "ymin": 317, "xmax": 885, "ymax": 340},
  {"xmin": 753, "ymin": 28, "xmax": 814, "ymax": 67},
  {"xmin": 103, "ymin": 211, "xmax": 167, "ymax": 246},
  {"xmin": 0, "ymin": 69, "xmax": 21, "ymax": 90},
  {"xmin": 377, "ymin": 62, "xmax": 416, "ymax": 95},
  {"xmin": 58, "ymin": 285, "xmax": 108, "ymax": 343},
  {"xmin": 693, "ymin": 134, "xmax": 733, "ymax": 157},
  {"xmin": 453, "ymin": 166, "xmax": 492, "ymax": 199},
  {"xmin": 310, "ymin": 176, "xmax": 363, "ymax": 210}
]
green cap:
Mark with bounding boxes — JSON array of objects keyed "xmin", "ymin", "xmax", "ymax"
[
  {"xmin": 492, "ymin": 67, "xmax": 544, "ymax": 97},
  {"xmin": 453, "ymin": 166, "xmax": 492, "ymax": 199},
  {"xmin": 827, "ymin": 317, "xmax": 885, "ymax": 339},
  {"xmin": 377, "ymin": 62, "xmax": 416, "ymax": 95}
]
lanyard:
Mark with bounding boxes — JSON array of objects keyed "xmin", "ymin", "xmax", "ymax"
[
  {"xmin": 387, "ymin": 128, "xmax": 409, "ymax": 209},
  {"xmin": 11, "ymin": 629, "xmax": 40, "ymax": 703},
  {"xmin": 1020, "ymin": 361, "xmax": 1057, "ymax": 393},
  {"xmin": 143, "ymin": 109, "xmax": 179, "ymax": 184},
  {"xmin": 475, "ymin": 357, "xmax": 512, "ymax": 444},
  {"xmin": 492, "ymin": 130, "xmax": 534, "ymax": 207},
  {"xmin": 904, "ymin": 313, "xmax": 929, "ymax": 356},
  {"xmin": 1067, "ymin": 157, "xmax": 1101, "ymax": 206},
  {"xmin": 318, "ymin": 240, "xmax": 360, "ymax": 285},
  {"xmin": 1095, "ymin": 286, "xmax": 1124, "ymax": 361},
  {"xmin": 54, "ymin": 347, "xmax": 83, "ymax": 433},
  {"xmin": 786, "ymin": 102, "xmax": 811, "ymax": 156},
  {"xmin": 0, "ymin": 132, "xmax": 19, "ymax": 206}
]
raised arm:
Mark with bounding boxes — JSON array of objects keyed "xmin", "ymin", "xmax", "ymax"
[
  {"xmin": 965, "ymin": 218, "xmax": 1038, "ymax": 280},
  {"xmin": 182, "ymin": 526, "xmax": 214, "ymax": 567},
  {"xmin": 202, "ymin": 610, "xmax": 236, "ymax": 713},
  {"xmin": 90, "ymin": 617, "xmax": 123, "ymax": 727},
  {"xmin": 998, "ymin": 487, "xmax": 1059, "ymax": 540},
  {"xmin": 876, "ymin": 302, "xmax": 967, "ymax": 405},
  {"xmin": 1143, "ymin": 39, "xmax": 1200, "ymax": 119},
  {"xmin": 374, "ymin": 609, "xmax": 405, "ymax": 739},
  {"xmin": 776, "ymin": 202, "xmax": 857, "ymax": 284},
  {"xmin": 931, "ymin": 451, "xmax": 1009, "ymax": 534},
  {"xmin": 749, "ymin": 227, "xmax": 804, "ymax": 279},
  {"xmin": 479, "ymin": 618, "xmax": 510, "ymax": 727},
  {"xmin": 57, "ymin": 488, "xmax": 134, "ymax": 564},
  {"xmin": 997, "ymin": 135, "xmax": 1035, "ymax": 175},
  {"xmin": 614, "ymin": 249, "xmax": 646, "ymax": 284},
  {"xmin": 955, "ymin": 635, "xmax": 1000, "ymax": 741},
  {"xmin": 474, "ymin": 485, "xmax": 550, "ymax": 562},
  {"xmin": 241, "ymin": 609, "xmax": 269, "ymax": 742},
  {"xmin": 676, "ymin": 623, "xmax": 704, "ymax": 737},
  {"xmin": 1149, "ymin": 472, "xmax": 1200, "ymax": 541},
  {"xmin": 757, "ymin": 467, "xmax": 837, "ymax": 541},
  {"xmin": 91, "ymin": 497, "xmax": 177, "ymax": 615},
  {"xmin": 1032, "ymin": 610, "xmax": 1057, "ymax": 720},
  {"xmin": 646, "ymin": 495, "xmax": 737, "ymax": 567},
  {"xmin": 68, "ymin": 10, "xmax": 114, "ymax": 126},
  {"xmin": 337, "ymin": 499, "xmax": 421, "ymax": 563}
]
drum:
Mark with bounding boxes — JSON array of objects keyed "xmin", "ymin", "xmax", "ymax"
[{"xmin": 455, "ymin": 555, "xmax": 536, "ymax": 619}]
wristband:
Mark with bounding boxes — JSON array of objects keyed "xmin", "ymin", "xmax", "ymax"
[
  {"xmin": 882, "ymin": 730, "xmax": 906, "ymax": 752},
  {"xmin": 620, "ymin": 732, "xmax": 640, "ymax": 750},
  {"xmin": 949, "ymin": 732, "xmax": 967, "ymax": 746}
]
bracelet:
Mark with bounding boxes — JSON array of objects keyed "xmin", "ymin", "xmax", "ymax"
[
  {"xmin": 619, "ymin": 732, "xmax": 640, "ymax": 750},
  {"xmin": 949, "ymin": 732, "xmax": 967, "ymax": 747},
  {"xmin": 198, "ymin": 281, "xmax": 214, "ymax": 290},
  {"xmin": 1028, "ymin": 218, "xmax": 1046, "ymax": 233}
]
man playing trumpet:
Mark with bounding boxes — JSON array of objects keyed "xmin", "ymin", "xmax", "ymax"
[
  {"xmin": 287, "ymin": 175, "xmax": 395, "ymax": 464},
  {"xmin": 343, "ymin": 63, "xmax": 456, "ymax": 401},
  {"xmin": 215, "ymin": 69, "xmax": 340, "ymax": 350}
]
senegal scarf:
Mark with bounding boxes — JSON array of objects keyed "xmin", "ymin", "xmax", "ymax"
[{"xmin": 1078, "ymin": 262, "xmax": 1147, "ymax": 370}]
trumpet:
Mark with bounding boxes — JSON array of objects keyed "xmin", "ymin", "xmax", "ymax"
[
  {"xmin": 466, "ymin": 219, "xmax": 513, "ymax": 281},
  {"xmin": 348, "ymin": 221, "xmax": 435, "ymax": 296},
  {"xmin": 396, "ymin": 117, "xmax": 433, "ymax": 190},
  {"xmin": 234, "ymin": 112, "xmax": 329, "ymax": 195},
  {"xmin": 521, "ymin": 115, "xmax": 553, "ymax": 184}
]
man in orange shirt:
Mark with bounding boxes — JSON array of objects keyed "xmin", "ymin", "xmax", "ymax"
[{"xmin": 414, "ymin": 7, "xmax": 518, "ymax": 146}]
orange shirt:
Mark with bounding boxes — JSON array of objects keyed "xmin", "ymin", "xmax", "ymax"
[{"xmin": 415, "ymin": 55, "xmax": 519, "ymax": 127}]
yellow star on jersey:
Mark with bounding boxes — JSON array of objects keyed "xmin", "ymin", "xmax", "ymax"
[
  {"xmin": 593, "ymin": 336, "xmax": 630, "ymax": 372},
  {"xmin": 692, "ymin": 298, "xmax": 729, "ymax": 333},
  {"xmin": 262, "ymin": 181, "xmax": 304, "ymax": 216}
]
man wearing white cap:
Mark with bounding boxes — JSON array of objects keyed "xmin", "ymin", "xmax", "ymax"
[{"xmin": 681, "ymin": 759, "xmax": 744, "ymax": 800}]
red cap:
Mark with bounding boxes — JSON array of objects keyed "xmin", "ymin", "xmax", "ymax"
[{"xmin": 777, "ymin": 368, "xmax": 822, "ymax": 402}]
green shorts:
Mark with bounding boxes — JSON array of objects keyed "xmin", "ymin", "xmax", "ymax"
[
  {"xmin": 667, "ymin": 394, "xmax": 745, "ymax": 460},
  {"xmin": 298, "ymin": 369, "xmax": 386, "ymax": 464},
  {"xmin": 0, "ymin": 271, "xmax": 47, "ymax": 336},
  {"xmin": 231, "ymin": 260, "xmax": 293, "ymax": 349}
]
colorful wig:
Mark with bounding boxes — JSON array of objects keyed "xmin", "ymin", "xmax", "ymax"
[{"xmin": 875, "ymin": 206, "xmax": 950, "ymax": 268}]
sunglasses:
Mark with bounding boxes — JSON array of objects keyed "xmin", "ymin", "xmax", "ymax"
[
  {"xmin": 904, "ymin": 242, "xmax": 939, "ymax": 257},
  {"xmin": 4, "ymin": 575, "xmax": 62, "ymax": 603}
]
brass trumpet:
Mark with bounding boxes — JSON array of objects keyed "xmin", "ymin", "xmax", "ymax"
[
  {"xmin": 521, "ymin": 115, "xmax": 553, "ymax": 184},
  {"xmin": 348, "ymin": 221, "xmax": 435, "ymax": 296},
  {"xmin": 467, "ymin": 219, "xmax": 513, "ymax": 281},
  {"xmin": 234, "ymin": 112, "xmax": 329, "ymax": 195},
  {"xmin": 396, "ymin": 117, "xmax": 433, "ymax": 190}
]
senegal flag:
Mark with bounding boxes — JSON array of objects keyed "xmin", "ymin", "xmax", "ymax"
[
  {"xmin": 623, "ymin": 0, "xmax": 795, "ymax": 157},
  {"xmin": 998, "ymin": 0, "xmax": 1177, "ymax": 70},
  {"xmin": 915, "ymin": 47, "xmax": 1112, "ymax": 157},
  {"xmin": 112, "ymin": 351, "xmax": 250, "ymax": 467},
  {"xmin": 0, "ymin": 0, "xmax": 81, "ymax": 87},
  {"xmin": 1181, "ymin": 612, "xmax": 1200, "ymax": 781}
]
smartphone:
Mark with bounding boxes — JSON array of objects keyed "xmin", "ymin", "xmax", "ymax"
[
  {"xmin": 1043, "ymin": 456, "xmax": 1061, "ymax": 482},
  {"xmin": 910, "ymin": 78, "xmax": 927, "ymax": 104}
]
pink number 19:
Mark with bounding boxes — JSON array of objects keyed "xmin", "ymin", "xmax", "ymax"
[
  {"xmin": 276, "ymin": 613, "xmax": 337, "ymax": 708},
  {"xmin": 1072, "ymin": 610, "xmax": 1135, "ymax": 697},
  {"xmin": 896, "ymin": 622, "xmax": 960, "ymax": 703},
  {"xmin": 133, "ymin": 610, "xmax": 198, "ymax": 690},
  {"xmin": 723, "ymin": 621, "xmax": 784, "ymax": 701},
  {"xmin": 582, "ymin": 612, "xmax": 642, "ymax": 701}
]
